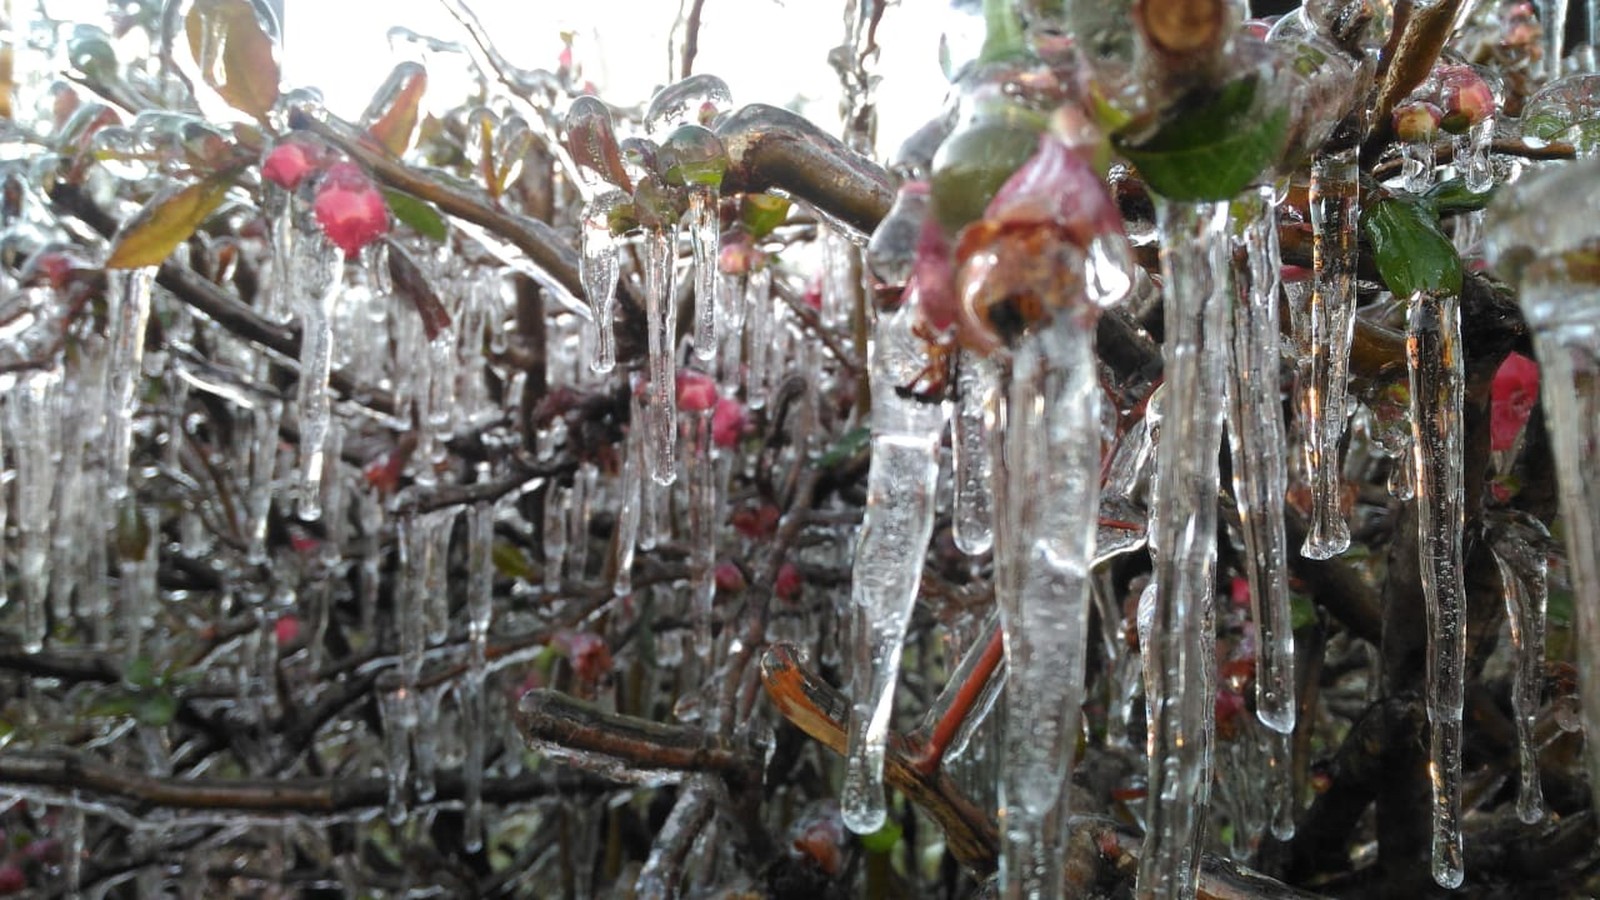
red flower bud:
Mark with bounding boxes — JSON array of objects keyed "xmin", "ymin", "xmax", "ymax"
[
  {"xmin": 774, "ymin": 562, "xmax": 803, "ymax": 602},
  {"xmin": 262, "ymin": 141, "xmax": 318, "ymax": 190},
  {"xmin": 712, "ymin": 397, "xmax": 749, "ymax": 448},
  {"xmin": 676, "ymin": 370, "xmax": 719, "ymax": 413},
  {"xmin": 313, "ymin": 162, "xmax": 390, "ymax": 256},
  {"xmin": 1490, "ymin": 351, "xmax": 1539, "ymax": 451},
  {"xmin": 1392, "ymin": 100, "xmax": 1443, "ymax": 143}
]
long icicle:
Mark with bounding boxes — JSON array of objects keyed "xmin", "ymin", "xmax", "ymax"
[
  {"xmin": 107, "ymin": 267, "xmax": 156, "ymax": 500},
  {"xmin": 1490, "ymin": 512, "xmax": 1552, "ymax": 825},
  {"xmin": 688, "ymin": 187, "xmax": 721, "ymax": 362},
  {"xmin": 1301, "ymin": 147, "xmax": 1360, "ymax": 559},
  {"xmin": 1225, "ymin": 186, "xmax": 1296, "ymax": 734},
  {"xmin": 294, "ymin": 234, "xmax": 345, "ymax": 521},
  {"xmin": 1406, "ymin": 288, "xmax": 1467, "ymax": 889},
  {"xmin": 839, "ymin": 301, "xmax": 946, "ymax": 835},
  {"xmin": 995, "ymin": 306, "xmax": 1101, "ymax": 898},
  {"xmin": 645, "ymin": 225, "xmax": 680, "ymax": 485},
  {"xmin": 1141, "ymin": 198, "xmax": 1231, "ymax": 900}
]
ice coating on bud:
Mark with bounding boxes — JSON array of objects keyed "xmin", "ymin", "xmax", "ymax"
[
  {"xmin": 1437, "ymin": 65, "xmax": 1496, "ymax": 134},
  {"xmin": 644, "ymin": 73, "xmax": 733, "ymax": 135},
  {"xmin": 658, "ymin": 124, "xmax": 727, "ymax": 188},
  {"xmin": 566, "ymin": 95, "xmax": 630, "ymax": 190},
  {"xmin": 1393, "ymin": 101, "xmax": 1442, "ymax": 142},
  {"xmin": 313, "ymin": 162, "xmax": 389, "ymax": 256}
]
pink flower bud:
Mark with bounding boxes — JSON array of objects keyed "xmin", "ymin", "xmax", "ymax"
[
  {"xmin": 1437, "ymin": 65, "xmax": 1496, "ymax": 134},
  {"xmin": 1392, "ymin": 100, "xmax": 1443, "ymax": 143},
  {"xmin": 714, "ymin": 561, "xmax": 747, "ymax": 593},
  {"xmin": 1490, "ymin": 352, "xmax": 1539, "ymax": 451},
  {"xmin": 774, "ymin": 562, "xmax": 803, "ymax": 602},
  {"xmin": 712, "ymin": 397, "xmax": 749, "ymax": 448},
  {"xmin": 675, "ymin": 369, "xmax": 719, "ymax": 412},
  {"xmin": 262, "ymin": 141, "xmax": 318, "ymax": 190},
  {"xmin": 313, "ymin": 162, "xmax": 390, "ymax": 256}
]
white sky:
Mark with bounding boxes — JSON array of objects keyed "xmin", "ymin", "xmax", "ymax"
[{"xmin": 282, "ymin": 0, "xmax": 954, "ymax": 161}]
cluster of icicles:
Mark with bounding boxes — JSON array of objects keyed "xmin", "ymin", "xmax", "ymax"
[{"xmin": 6, "ymin": 3, "xmax": 1600, "ymax": 898}]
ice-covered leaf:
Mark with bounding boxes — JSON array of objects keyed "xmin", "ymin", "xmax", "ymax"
[
  {"xmin": 1362, "ymin": 196, "xmax": 1463, "ymax": 297},
  {"xmin": 1116, "ymin": 76, "xmax": 1289, "ymax": 202},
  {"xmin": 184, "ymin": 0, "xmax": 280, "ymax": 121},
  {"xmin": 106, "ymin": 175, "xmax": 231, "ymax": 269},
  {"xmin": 365, "ymin": 64, "xmax": 427, "ymax": 157}
]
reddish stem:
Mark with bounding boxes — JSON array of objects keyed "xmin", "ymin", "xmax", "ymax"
[{"xmin": 906, "ymin": 620, "xmax": 1005, "ymax": 777}]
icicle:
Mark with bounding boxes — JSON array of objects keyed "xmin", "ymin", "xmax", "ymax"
[
  {"xmin": 464, "ymin": 469, "xmax": 494, "ymax": 851},
  {"xmin": 1226, "ymin": 187, "xmax": 1296, "ymax": 734},
  {"xmin": 1454, "ymin": 116, "xmax": 1496, "ymax": 195},
  {"xmin": 543, "ymin": 482, "xmax": 569, "ymax": 594},
  {"xmin": 107, "ymin": 267, "xmax": 156, "ymax": 499},
  {"xmin": 293, "ymin": 232, "xmax": 344, "ymax": 521},
  {"xmin": 1267, "ymin": 726, "xmax": 1297, "ymax": 840},
  {"xmin": 839, "ymin": 302, "xmax": 946, "ymax": 835},
  {"xmin": 1490, "ymin": 513, "xmax": 1552, "ymax": 825},
  {"xmin": 681, "ymin": 373, "xmax": 720, "ymax": 658},
  {"xmin": 1301, "ymin": 148, "xmax": 1359, "ymax": 559},
  {"xmin": 423, "ymin": 509, "xmax": 454, "ymax": 646},
  {"xmin": 9, "ymin": 369, "xmax": 61, "ymax": 652},
  {"xmin": 580, "ymin": 190, "xmax": 626, "ymax": 373},
  {"xmin": 1400, "ymin": 134, "xmax": 1437, "ymax": 193},
  {"xmin": 117, "ymin": 503, "xmax": 158, "ymax": 664},
  {"xmin": 687, "ymin": 188, "xmax": 720, "ymax": 362},
  {"xmin": 1140, "ymin": 199, "xmax": 1232, "ymax": 900},
  {"xmin": 615, "ymin": 388, "xmax": 645, "ymax": 594},
  {"xmin": 398, "ymin": 514, "xmax": 428, "ymax": 688},
  {"xmin": 1405, "ymin": 288, "xmax": 1466, "ymax": 889},
  {"xmin": 245, "ymin": 393, "xmax": 283, "ymax": 567},
  {"xmin": 952, "ymin": 350, "xmax": 998, "ymax": 556},
  {"xmin": 1097, "ymin": 414, "xmax": 1154, "ymax": 566},
  {"xmin": 994, "ymin": 307, "xmax": 1102, "ymax": 898},
  {"xmin": 644, "ymin": 225, "xmax": 679, "ymax": 486},
  {"xmin": 569, "ymin": 463, "xmax": 598, "ymax": 581},
  {"xmin": 745, "ymin": 265, "xmax": 774, "ymax": 408},
  {"xmin": 378, "ymin": 675, "xmax": 415, "ymax": 825}
]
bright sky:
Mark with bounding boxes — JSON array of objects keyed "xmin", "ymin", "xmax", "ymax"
[{"xmin": 282, "ymin": 0, "xmax": 954, "ymax": 161}]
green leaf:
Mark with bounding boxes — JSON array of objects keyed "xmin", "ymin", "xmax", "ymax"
[
  {"xmin": 740, "ymin": 193, "xmax": 790, "ymax": 239},
  {"xmin": 185, "ymin": 0, "xmax": 280, "ymax": 121},
  {"xmin": 1115, "ymin": 76, "xmax": 1289, "ymax": 202},
  {"xmin": 381, "ymin": 189, "xmax": 448, "ymax": 242},
  {"xmin": 137, "ymin": 691, "xmax": 179, "ymax": 727},
  {"xmin": 1362, "ymin": 196, "xmax": 1463, "ymax": 297},
  {"xmin": 493, "ymin": 541, "xmax": 539, "ymax": 583},
  {"xmin": 1423, "ymin": 178, "xmax": 1495, "ymax": 215},
  {"xmin": 1290, "ymin": 595, "xmax": 1319, "ymax": 631},
  {"xmin": 106, "ymin": 175, "xmax": 231, "ymax": 269},
  {"xmin": 859, "ymin": 819, "xmax": 903, "ymax": 854},
  {"xmin": 125, "ymin": 655, "xmax": 156, "ymax": 688},
  {"xmin": 819, "ymin": 426, "xmax": 871, "ymax": 470}
]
